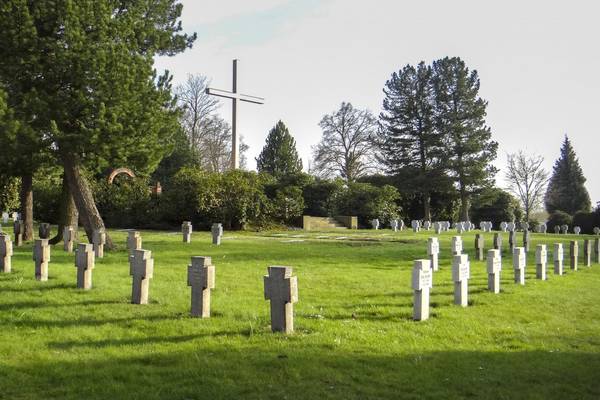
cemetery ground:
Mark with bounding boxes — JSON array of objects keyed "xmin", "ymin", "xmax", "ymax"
[{"xmin": 1, "ymin": 229, "xmax": 600, "ymax": 399}]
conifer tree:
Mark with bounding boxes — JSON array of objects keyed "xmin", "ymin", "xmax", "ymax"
[
  {"xmin": 378, "ymin": 62, "xmax": 448, "ymax": 221},
  {"xmin": 256, "ymin": 121, "xmax": 303, "ymax": 178},
  {"xmin": 544, "ymin": 136, "xmax": 591, "ymax": 215},
  {"xmin": 0, "ymin": 1, "xmax": 195, "ymax": 247},
  {"xmin": 432, "ymin": 57, "xmax": 498, "ymax": 221}
]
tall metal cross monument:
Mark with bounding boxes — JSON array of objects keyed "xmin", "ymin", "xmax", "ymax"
[{"xmin": 205, "ymin": 59, "xmax": 265, "ymax": 170}]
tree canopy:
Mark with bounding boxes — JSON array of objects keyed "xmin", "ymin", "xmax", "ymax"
[{"xmin": 256, "ymin": 121, "xmax": 303, "ymax": 178}]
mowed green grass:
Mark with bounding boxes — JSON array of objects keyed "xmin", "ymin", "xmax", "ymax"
[{"xmin": 1, "ymin": 227, "xmax": 600, "ymax": 400}]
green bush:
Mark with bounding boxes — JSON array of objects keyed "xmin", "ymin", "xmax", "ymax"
[
  {"xmin": 0, "ymin": 175, "xmax": 20, "ymax": 213},
  {"xmin": 470, "ymin": 188, "xmax": 522, "ymax": 227},
  {"xmin": 572, "ymin": 211, "xmax": 599, "ymax": 234},
  {"xmin": 302, "ymin": 179, "xmax": 345, "ymax": 217},
  {"xmin": 547, "ymin": 210, "xmax": 573, "ymax": 232},
  {"xmin": 336, "ymin": 183, "xmax": 401, "ymax": 227}
]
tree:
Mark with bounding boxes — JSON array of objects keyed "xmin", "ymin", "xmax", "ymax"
[
  {"xmin": 0, "ymin": 1, "xmax": 196, "ymax": 247},
  {"xmin": 256, "ymin": 121, "xmax": 303, "ymax": 178},
  {"xmin": 175, "ymin": 74, "xmax": 219, "ymax": 163},
  {"xmin": 544, "ymin": 135, "xmax": 591, "ymax": 215},
  {"xmin": 312, "ymin": 102, "xmax": 378, "ymax": 182},
  {"xmin": 432, "ymin": 57, "xmax": 498, "ymax": 221},
  {"xmin": 378, "ymin": 62, "xmax": 448, "ymax": 221},
  {"xmin": 504, "ymin": 151, "xmax": 549, "ymax": 223}
]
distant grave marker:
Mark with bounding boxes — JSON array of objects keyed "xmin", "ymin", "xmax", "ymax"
[
  {"xmin": 474, "ymin": 234, "xmax": 484, "ymax": 261},
  {"xmin": 13, "ymin": 220, "xmax": 23, "ymax": 247},
  {"xmin": 428, "ymin": 237, "xmax": 439, "ymax": 271},
  {"xmin": 583, "ymin": 239, "xmax": 591, "ymax": 267},
  {"xmin": 513, "ymin": 247, "xmax": 526, "ymax": 285},
  {"xmin": 570, "ymin": 241, "xmax": 578, "ymax": 271},
  {"xmin": 487, "ymin": 249, "xmax": 501, "ymax": 294},
  {"xmin": 451, "ymin": 236, "xmax": 463, "ymax": 256},
  {"xmin": 182, "ymin": 221, "xmax": 192, "ymax": 243},
  {"xmin": 554, "ymin": 243, "xmax": 564, "ymax": 276},
  {"xmin": 0, "ymin": 234, "xmax": 13, "ymax": 273},
  {"xmin": 535, "ymin": 244, "xmax": 547, "ymax": 280},
  {"xmin": 63, "ymin": 226, "xmax": 75, "ymax": 253},
  {"xmin": 211, "ymin": 223, "xmax": 223, "ymax": 245},
  {"xmin": 92, "ymin": 229, "xmax": 106, "ymax": 258}
]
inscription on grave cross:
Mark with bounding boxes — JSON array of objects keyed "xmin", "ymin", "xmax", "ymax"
[
  {"xmin": 188, "ymin": 256, "xmax": 216, "ymax": 318},
  {"xmin": 75, "ymin": 243, "xmax": 95, "ymax": 289},
  {"xmin": 33, "ymin": 239, "xmax": 50, "ymax": 281},
  {"xmin": 0, "ymin": 234, "xmax": 13, "ymax": 273},
  {"xmin": 264, "ymin": 266, "xmax": 298, "ymax": 333}
]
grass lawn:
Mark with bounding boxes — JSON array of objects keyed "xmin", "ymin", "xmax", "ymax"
[{"xmin": 1, "ymin": 227, "xmax": 600, "ymax": 399}]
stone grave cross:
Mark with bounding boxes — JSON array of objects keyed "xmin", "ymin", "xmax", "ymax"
[
  {"xmin": 264, "ymin": 266, "xmax": 298, "ymax": 333},
  {"xmin": 412, "ymin": 259, "xmax": 432, "ymax": 321},
  {"xmin": 131, "ymin": 249, "xmax": 154, "ymax": 304},
  {"xmin": 535, "ymin": 244, "xmax": 547, "ymax": 280},
  {"xmin": 212, "ymin": 223, "xmax": 223, "ymax": 245},
  {"xmin": 75, "ymin": 243, "xmax": 95, "ymax": 289},
  {"xmin": 182, "ymin": 221, "xmax": 192, "ymax": 243},
  {"xmin": 0, "ymin": 233, "xmax": 13, "ymax": 273},
  {"xmin": 513, "ymin": 247, "xmax": 526, "ymax": 285},
  {"xmin": 554, "ymin": 243, "xmax": 564, "ymax": 276},
  {"xmin": 452, "ymin": 254, "xmax": 470, "ymax": 307},
  {"xmin": 487, "ymin": 249, "xmax": 501, "ymax": 294},
  {"xmin": 427, "ymin": 237, "xmax": 440, "ymax": 271},
  {"xmin": 92, "ymin": 229, "xmax": 106, "ymax": 258},
  {"xmin": 33, "ymin": 238, "xmax": 50, "ymax": 281},
  {"xmin": 63, "ymin": 226, "xmax": 75, "ymax": 253},
  {"xmin": 188, "ymin": 256, "xmax": 216, "ymax": 318}
]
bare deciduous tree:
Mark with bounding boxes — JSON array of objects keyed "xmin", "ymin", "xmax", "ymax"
[
  {"xmin": 505, "ymin": 151, "xmax": 549, "ymax": 222},
  {"xmin": 312, "ymin": 102, "xmax": 378, "ymax": 181}
]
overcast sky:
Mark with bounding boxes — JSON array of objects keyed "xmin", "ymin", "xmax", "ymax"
[{"xmin": 155, "ymin": 0, "xmax": 599, "ymax": 205}]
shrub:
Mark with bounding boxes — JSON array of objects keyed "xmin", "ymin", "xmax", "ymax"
[
  {"xmin": 470, "ymin": 188, "xmax": 522, "ymax": 226},
  {"xmin": 572, "ymin": 211, "xmax": 597, "ymax": 234},
  {"xmin": 0, "ymin": 175, "xmax": 20, "ymax": 214},
  {"xmin": 336, "ymin": 183, "xmax": 401, "ymax": 227},
  {"xmin": 547, "ymin": 210, "xmax": 573, "ymax": 232},
  {"xmin": 302, "ymin": 179, "xmax": 345, "ymax": 217}
]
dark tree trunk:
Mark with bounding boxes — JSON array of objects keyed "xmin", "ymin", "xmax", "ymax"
[
  {"xmin": 61, "ymin": 154, "xmax": 114, "ymax": 249},
  {"xmin": 423, "ymin": 191, "xmax": 431, "ymax": 222},
  {"xmin": 19, "ymin": 173, "xmax": 34, "ymax": 241},
  {"xmin": 49, "ymin": 174, "xmax": 79, "ymax": 245}
]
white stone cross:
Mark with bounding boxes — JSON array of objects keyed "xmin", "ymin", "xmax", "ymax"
[
  {"xmin": 92, "ymin": 229, "xmax": 106, "ymax": 258},
  {"xmin": 535, "ymin": 244, "xmax": 547, "ymax": 280},
  {"xmin": 428, "ymin": 237, "xmax": 440, "ymax": 271},
  {"xmin": 411, "ymin": 220, "xmax": 420, "ymax": 233},
  {"xmin": 451, "ymin": 236, "xmax": 463, "ymax": 256},
  {"xmin": 211, "ymin": 223, "xmax": 223, "ymax": 245},
  {"xmin": 33, "ymin": 239, "xmax": 51, "ymax": 281},
  {"xmin": 75, "ymin": 243, "xmax": 95, "ymax": 289},
  {"xmin": 131, "ymin": 249, "xmax": 154, "ymax": 304},
  {"xmin": 390, "ymin": 219, "xmax": 398, "ymax": 232},
  {"xmin": 487, "ymin": 249, "xmax": 501, "ymax": 294},
  {"xmin": 412, "ymin": 259, "xmax": 432, "ymax": 321},
  {"xmin": 583, "ymin": 239, "xmax": 591, "ymax": 267},
  {"xmin": 423, "ymin": 221, "xmax": 431, "ymax": 231},
  {"xmin": 206, "ymin": 59, "xmax": 264, "ymax": 170},
  {"xmin": 570, "ymin": 241, "xmax": 578, "ymax": 271},
  {"xmin": 574, "ymin": 226, "xmax": 581, "ymax": 235},
  {"xmin": 371, "ymin": 219, "xmax": 380, "ymax": 230},
  {"xmin": 513, "ymin": 247, "xmax": 526, "ymax": 285},
  {"xmin": 63, "ymin": 226, "xmax": 75, "ymax": 253},
  {"xmin": 500, "ymin": 222, "xmax": 508, "ymax": 232},
  {"xmin": 595, "ymin": 238, "xmax": 600, "ymax": 264},
  {"xmin": 182, "ymin": 221, "xmax": 193, "ymax": 243},
  {"xmin": 0, "ymin": 233, "xmax": 13, "ymax": 273},
  {"xmin": 264, "ymin": 266, "xmax": 298, "ymax": 333},
  {"xmin": 452, "ymin": 254, "xmax": 470, "ymax": 307},
  {"xmin": 188, "ymin": 256, "xmax": 216, "ymax": 318},
  {"xmin": 554, "ymin": 243, "xmax": 564, "ymax": 276},
  {"xmin": 127, "ymin": 230, "xmax": 142, "ymax": 274}
]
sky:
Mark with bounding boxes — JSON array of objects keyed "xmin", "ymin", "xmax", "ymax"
[{"xmin": 155, "ymin": 0, "xmax": 600, "ymax": 205}]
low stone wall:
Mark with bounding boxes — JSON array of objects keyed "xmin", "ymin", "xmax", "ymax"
[{"xmin": 302, "ymin": 216, "xmax": 358, "ymax": 231}]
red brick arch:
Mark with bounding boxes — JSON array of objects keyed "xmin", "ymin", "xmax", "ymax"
[{"xmin": 107, "ymin": 168, "xmax": 136, "ymax": 184}]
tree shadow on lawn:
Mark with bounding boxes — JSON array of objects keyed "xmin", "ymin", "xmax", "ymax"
[
  {"xmin": 3, "ymin": 348, "xmax": 599, "ymax": 399},
  {"xmin": 0, "ymin": 299, "xmax": 124, "ymax": 312}
]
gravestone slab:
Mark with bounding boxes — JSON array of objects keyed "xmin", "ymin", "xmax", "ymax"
[
  {"xmin": 427, "ymin": 237, "xmax": 440, "ymax": 271},
  {"xmin": 211, "ymin": 223, "xmax": 223, "ymax": 245},
  {"xmin": 131, "ymin": 249, "xmax": 154, "ymax": 304},
  {"xmin": 75, "ymin": 243, "xmax": 95, "ymax": 289},
  {"xmin": 474, "ymin": 234, "xmax": 484, "ymax": 261},
  {"xmin": 92, "ymin": 229, "xmax": 106, "ymax": 258},
  {"xmin": 33, "ymin": 239, "xmax": 50, "ymax": 281},
  {"xmin": 570, "ymin": 241, "xmax": 578, "ymax": 271},
  {"xmin": 540, "ymin": 223, "xmax": 547, "ymax": 234},
  {"xmin": 188, "ymin": 256, "xmax": 216, "ymax": 318},
  {"xmin": 63, "ymin": 226, "xmax": 75, "ymax": 253},
  {"xmin": 513, "ymin": 247, "xmax": 526, "ymax": 285},
  {"xmin": 574, "ymin": 226, "xmax": 581, "ymax": 235},
  {"xmin": 452, "ymin": 236, "xmax": 463, "ymax": 256},
  {"xmin": 452, "ymin": 254, "xmax": 470, "ymax": 307},
  {"xmin": 535, "ymin": 244, "xmax": 547, "ymax": 280},
  {"xmin": 554, "ymin": 243, "xmax": 564, "ymax": 276},
  {"xmin": 264, "ymin": 266, "xmax": 298, "ymax": 333},
  {"xmin": 493, "ymin": 233, "xmax": 503, "ymax": 254},
  {"xmin": 487, "ymin": 249, "xmax": 501, "ymax": 294},
  {"xmin": 411, "ymin": 220, "xmax": 420, "ymax": 233},
  {"xmin": 39, "ymin": 223, "xmax": 51, "ymax": 239},
  {"xmin": 583, "ymin": 239, "xmax": 591, "ymax": 267},
  {"xmin": 561, "ymin": 225, "xmax": 569, "ymax": 234},
  {"xmin": 554, "ymin": 226, "xmax": 561, "ymax": 234},
  {"xmin": 500, "ymin": 222, "xmax": 508, "ymax": 232},
  {"xmin": 13, "ymin": 220, "xmax": 23, "ymax": 247},
  {"xmin": 0, "ymin": 234, "xmax": 13, "ymax": 273},
  {"xmin": 390, "ymin": 220, "xmax": 399, "ymax": 232},
  {"xmin": 412, "ymin": 259, "xmax": 432, "ymax": 321},
  {"xmin": 182, "ymin": 221, "xmax": 193, "ymax": 243},
  {"xmin": 434, "ymin": 222, "xmax": 442, "ymax": 235}
]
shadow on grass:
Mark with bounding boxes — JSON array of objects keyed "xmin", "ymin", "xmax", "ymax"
[
  {"xmin": 2, "ymin": 349, "xmax": 599, "ymax": 399},
  {"xmin": 0, "ymin": 299, "xmax": 125, "ymax": 311}
]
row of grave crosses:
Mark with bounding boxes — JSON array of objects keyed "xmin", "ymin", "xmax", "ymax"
[{"xmin": 413, "ymin": 235, "xmax": 600, "ymax": 321}]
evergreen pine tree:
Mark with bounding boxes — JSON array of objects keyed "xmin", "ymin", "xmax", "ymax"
[
  {"xmin": 432, "ymin": 57, "xmax": 498, "ymax": 221},
  {"xmin": 544, "ymin": 135, "xmax": 591, "ymax": 215},
  {"xmin": 378, "ymin": 62, "xmax": 449, "ymax": 221},
  {"xmin": 256, "ymin": 121, "xmax": 303, "ymax": 178}
]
